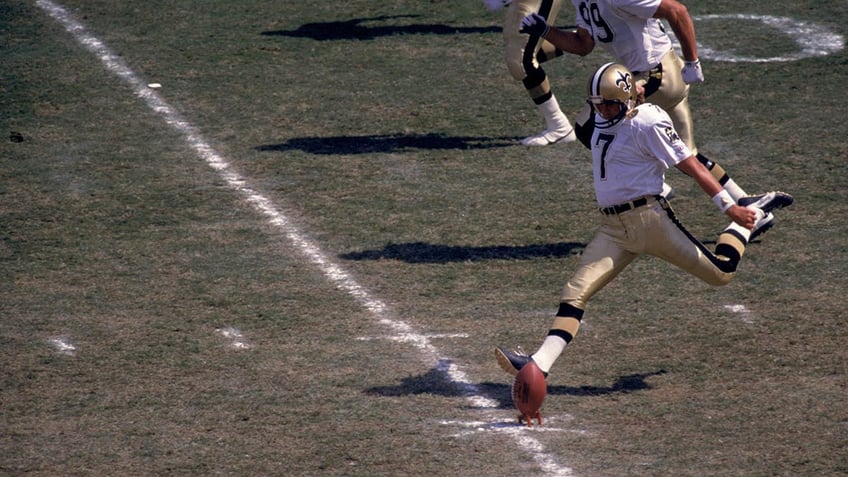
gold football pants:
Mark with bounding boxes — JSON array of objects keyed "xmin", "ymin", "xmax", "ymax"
[
  {"xmin": 503, "ymin": 0, "xmax": 565, "ymax": 102},
  {"xmin": 560, "ymin": 196, "xmax": 746, "ymax": 311}
]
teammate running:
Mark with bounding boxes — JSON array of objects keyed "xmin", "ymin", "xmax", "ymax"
[
  {"xmin": 483, "ymin": 0, "xmax": 576, "ymax": 146},
  {"xmin": 519, "ymin": 0, "xmax": 784, "ymax": 238}
]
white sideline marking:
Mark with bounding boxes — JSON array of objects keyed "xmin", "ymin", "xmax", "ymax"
[
  {"xmin": 36, "ymin": 2, "xmax": 574, "ymax": 475},
  {"xmin": 48, "ymin": 336, "xmax": 77, "ymax": 355}
]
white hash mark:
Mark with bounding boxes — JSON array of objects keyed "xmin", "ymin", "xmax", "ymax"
[
  {"xmin": 724, "ymin": 304, "xmax": 755, "ymax": 324},
  {"xmin": 48, "ymin": 336, "xmax": 77, "ymax": 355},
  {"xmin": 217, "ymin": 327, "xmax": 252, "ymax": 349}
]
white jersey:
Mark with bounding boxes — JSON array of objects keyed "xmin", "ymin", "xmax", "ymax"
[
  {"xmin": 572, "ymin": 0, "xmax": 672, "ymax": 72},
  {"xmin": 591, "ymin": 103, "xmax": 691, "ymax": 207}
]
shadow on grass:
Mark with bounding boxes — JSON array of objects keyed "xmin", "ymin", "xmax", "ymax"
[
  {"xmin": 366, "ymin": 360, "xmax": 667, "ymax": 409},
  {"xmin": 261, "ymin": 15, "xmax": 501, "ymax": 41},
  {"xmin": 482, "ymin": 369, "xmax": 669, "ymax": 408},
  {"xmin": 255, "ymin": 133, "xmax": 519, "ymax": 155},
  {"xmin": 341, "ymin": 241, "xmax": 584, "ymax": 264},
  {"xmin": 366, "ymin": 362, "xmax": 474, "ymax": 398}
]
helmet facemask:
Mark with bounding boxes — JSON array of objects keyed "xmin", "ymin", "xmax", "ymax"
[{"xmin": 586, "ymin": 63, "xmax": 638, "ymax": 129}]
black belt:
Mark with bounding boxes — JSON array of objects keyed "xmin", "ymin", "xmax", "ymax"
[{"xmin": 600, "ymin": 195, "xmax": 661, "ymax": 215}]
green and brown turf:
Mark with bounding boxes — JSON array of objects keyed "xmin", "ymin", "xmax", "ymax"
[{"xmin": 2, "ymin": 1, "xmax": 847, "ymax": 475}]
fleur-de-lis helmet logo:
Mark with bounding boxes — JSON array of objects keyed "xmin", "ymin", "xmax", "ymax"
[{"xmin": 615, "ymin": 71, "xmax": 632, "ymax": 95}]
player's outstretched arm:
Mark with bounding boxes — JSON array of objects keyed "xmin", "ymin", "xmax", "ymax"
[
  {"xmin": 654, "ymin": 0, "xmax": 704, "ymax": 83},
  {"xmin": 654, "ymin": 0, "xmax": 697, "ymax": 61},
  {"xmin": 520, "ymin": 13, "xmax": 595, "ymax": 56},
  {"xmin": 676, "ymin": 156, "xmax": 756, "ymax": 229}
]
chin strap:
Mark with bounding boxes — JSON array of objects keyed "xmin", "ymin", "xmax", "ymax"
[{"xmin": 594, "ymin": 105, "xmax": 628, "ymax": 129}]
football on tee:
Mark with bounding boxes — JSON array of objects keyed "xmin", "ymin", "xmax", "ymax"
[{"xmin": 512, "ymin": 361, "xmax": 547, "ymax": 427}]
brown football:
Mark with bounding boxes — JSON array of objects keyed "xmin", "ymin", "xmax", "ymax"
[{"xmin": 512, "ymin": 361, "xmax": 547, "ymax": 426}]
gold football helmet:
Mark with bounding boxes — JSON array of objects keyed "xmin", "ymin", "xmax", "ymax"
[{"xmin": 586, "ymin": 62, "xmax": 637, "ymax": 128}]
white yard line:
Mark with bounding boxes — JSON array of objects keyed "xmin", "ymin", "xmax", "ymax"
[{"xmin": 35, "ymin": 1, "xmax": 574, "ymax": 475}]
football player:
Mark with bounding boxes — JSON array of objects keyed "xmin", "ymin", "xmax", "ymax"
[
  {"xmin": 519, "ymin": 0, "xmax": 778, "ymax": 236},
  {"xmin": 483, "ymin": 0, "xmax": 576, "ymax": 146},
  {"xmin": 496, "ymin": 63, "xmax": 793, "ymax": 379}
]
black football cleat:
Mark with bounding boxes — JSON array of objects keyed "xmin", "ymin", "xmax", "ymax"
[
  {"xmin": 738, "ymin": 191, "xmax": 794, "ymax": 213},
  {"xmin": 738, "ymin": 191, "xmax": 792, "ymax": 242},
  {"xmin": 749, "ymin": 212, "xmax": 776, "ymax": 241},
  {"xmin": 495, "ymin": 346, "xmax": 548, "ymax": 378}
]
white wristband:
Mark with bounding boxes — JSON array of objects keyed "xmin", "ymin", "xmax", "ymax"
[{"xmin": 711, "ymin": 189, "xmax": 734, "ymax": 212}]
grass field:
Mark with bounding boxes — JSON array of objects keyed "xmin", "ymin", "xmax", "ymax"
[{"xmin": 2, "ymin": 1, "xmax": 847, "ymax": 475}]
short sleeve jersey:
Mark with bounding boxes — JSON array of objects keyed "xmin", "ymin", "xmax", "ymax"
[
  {"xmin": 591, "ymin": 104, "xmax": 691, "ymax": 207},
  {"xmin": 572, "ymin": 0, "xmax": 672, "ymax": 72}
]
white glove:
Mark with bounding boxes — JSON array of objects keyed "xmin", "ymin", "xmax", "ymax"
[
  {"xmin": 681, "ymin": 58, "xmax": 704, "ymax": 84},
  {"xmin": 520, "ymin": 12, "xmax": 550, "ymax": 37},
  {"xmin": 482, "ymin": 0, "xmax": 511, "ymax": 12}
]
